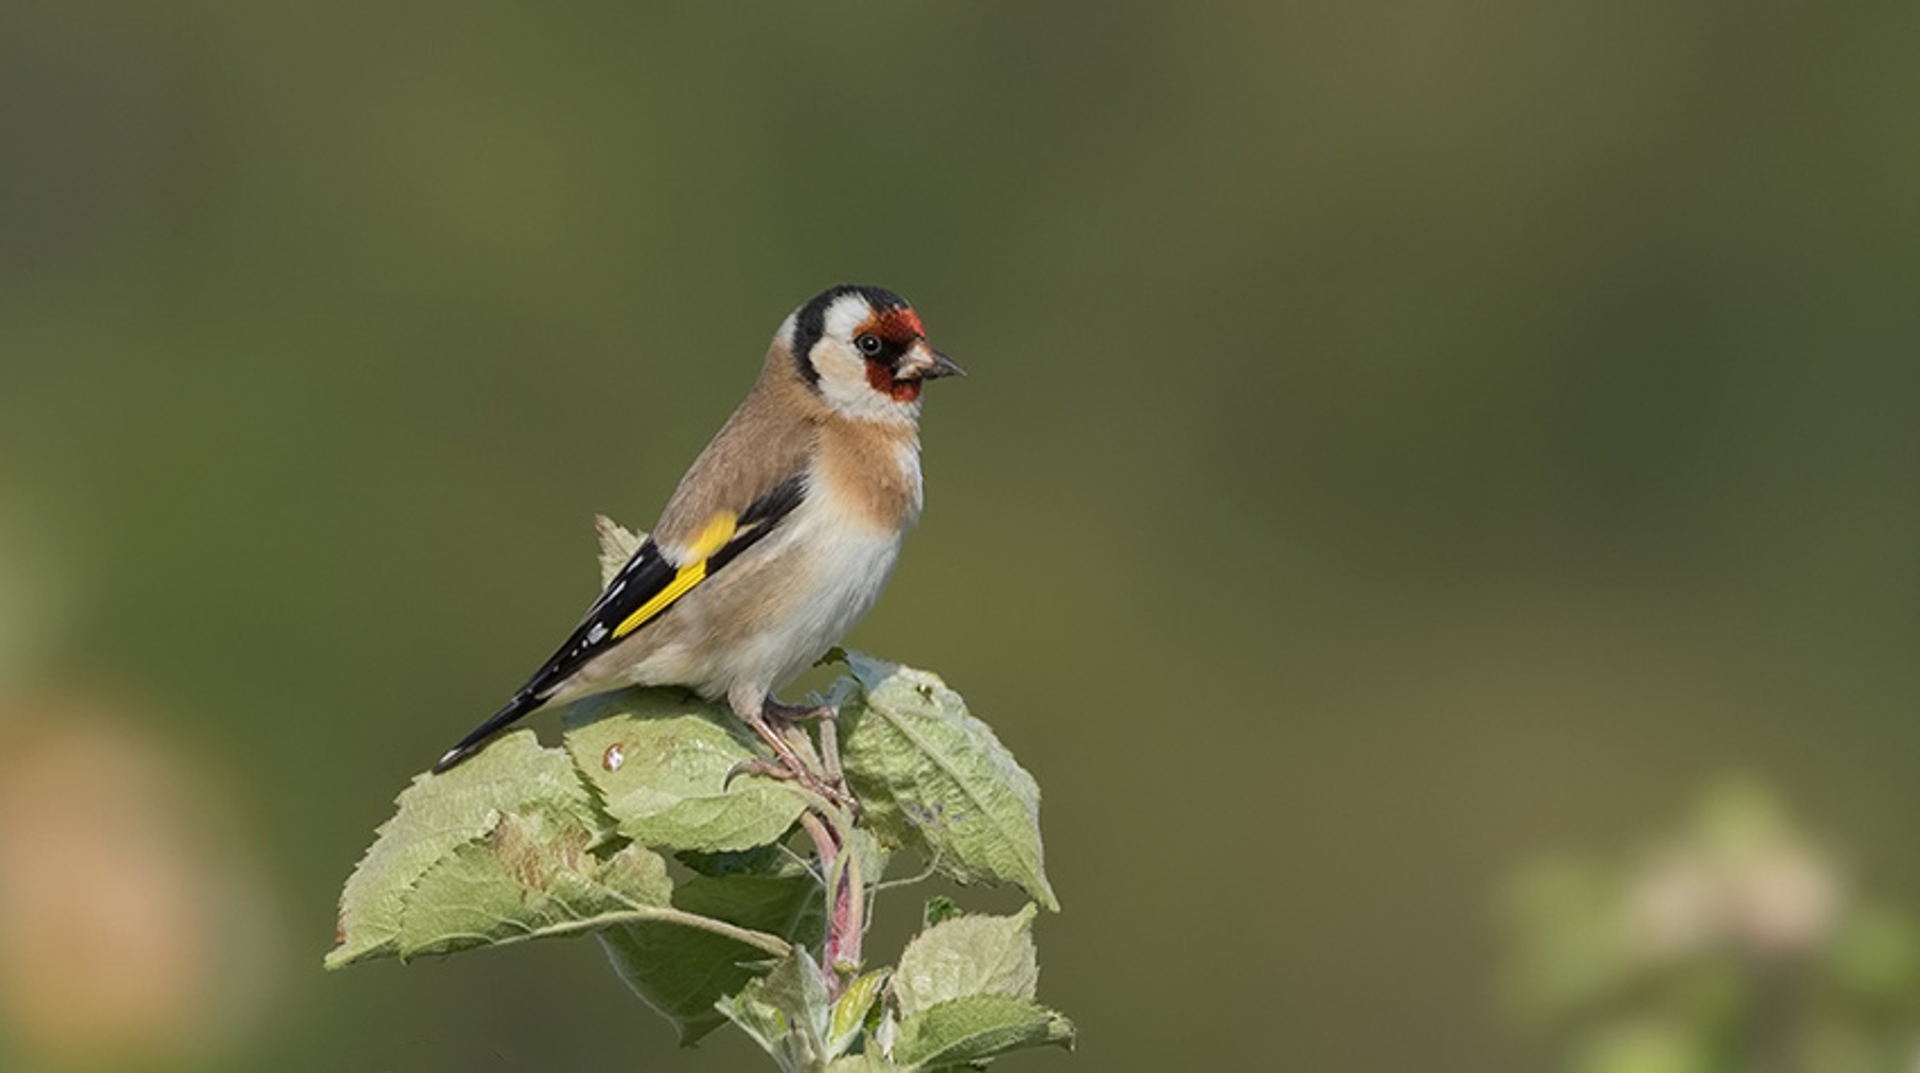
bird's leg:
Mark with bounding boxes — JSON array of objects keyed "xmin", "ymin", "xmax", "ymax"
[
  {"xmin": 728, "ymin": 687, "xmax": 857, "ymax": 812},
  {"xmin": 763, "ymin": 695, "xmax": 853, "ymax": 807},
  {"xmin": 736, "ymin": 711, "xmax": 815, "ymax": 782}
]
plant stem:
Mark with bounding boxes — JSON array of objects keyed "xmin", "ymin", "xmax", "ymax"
[
  {"xmin": 788, "ymin": 717, "xmax": 866, "ymax": 999},
  {"xmin": 798, "ymin": 809, "xmax": 852, "ymax": 993},
  {"xmin": 784, "ymin": 718, "xmax": 860, "ymax": 976},
  {"xmin": 842, "ymin": 835, "xmax": 865, "ymax": 969},
  {"xmin": 798, "ymin": 809, "xmax": 840, "ymax": 861},
  {"xmin": 819, "ymin": 717, "xmax": 844, "ymax": 788},
  {"xmin": 537, "ymin": 906, "xmax": 793, "ymax": 958}
]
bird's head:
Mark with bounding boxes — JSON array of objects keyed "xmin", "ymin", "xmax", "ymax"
[{"xmin": 783, "ymin": 284, "xmax": 964, "ymax": 422}]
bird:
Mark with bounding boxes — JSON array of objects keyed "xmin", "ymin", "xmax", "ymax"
[{"xmin": 431, "ymin": 284, "xmax": 963, "ymax": 795}]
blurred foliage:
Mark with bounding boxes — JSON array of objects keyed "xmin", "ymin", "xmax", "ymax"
[
  {"xmin": 1502, "ymin": 777, "xmax": 1920, "ymax": 1072},
  {"xmin": 0, "ymin": 694, "xmax": 281, "ymax": 1073},
  {"xmin": 2, "ymin": 0, "xmax": 1917, "ymax": 1068}
]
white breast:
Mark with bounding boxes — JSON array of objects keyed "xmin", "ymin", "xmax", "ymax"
[{"xmin": 678, "ymin": 487, "xmax": 901, "ymax": 701}]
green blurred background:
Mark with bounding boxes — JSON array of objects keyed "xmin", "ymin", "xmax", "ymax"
[{"xmin": 2, "ymin": 1, "xmax": 1917, "ymax": 1070}]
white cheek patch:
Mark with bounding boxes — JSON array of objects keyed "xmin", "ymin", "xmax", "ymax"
[
  {"xmin": 815, "ymin": 340, "xmax": 919, "ymax": 425},
  {"xmin": 813, "ymin": 344, "xmax": 864, "ymax": 389},
  {"xmin": 825, "ymin": 378, "xmax": 918, "ymax": 425}
]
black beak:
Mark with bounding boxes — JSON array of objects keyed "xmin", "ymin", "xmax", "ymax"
[{"xmin": 919, "ymin": 349, "xmax": 966, "ymax": 380}]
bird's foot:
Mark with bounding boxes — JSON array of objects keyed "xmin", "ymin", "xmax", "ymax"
[
  {"xmin": 725, "ymin": 757, "xmax": 799, "ymax": 786},
  {"xmin": 732, "ymin": 704, "xmax": 858, "ymax": 816},
  {"xmin": 726, "ymin": 753, "xmax": 859, "ymax": 814}
]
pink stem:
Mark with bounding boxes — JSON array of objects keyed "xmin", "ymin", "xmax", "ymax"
[{"xmin": 798, "ymin": 811, "xmax": 857, "ymax": 996}]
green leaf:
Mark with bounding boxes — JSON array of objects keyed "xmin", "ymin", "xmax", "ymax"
[
  {"xmin": 599, "ymin": 873, "xmax": 823, "ymax": 1045},
  {"xmin": 890, "ymin": 994, "xmax": 1075, "ymax": 1068},
  {"xmin": 721, "ymin": 949, "xmax": 834, "ymax": 1072},
  {"xmin": 328, "ymin": 730, "xmax": 610, "ymax": 968},
  {"xmin": 893, "ymin": 905, "xmax": 1040, "ymax": 1019},
  {"xmin": 397, "ymin": 823, "xmax": 671, "ymax": 958},
  {"xmin": 833, "ymin": 652, "xmax": 1058, "ymax": 910},
  {"xmin": 922, "ymin": 895, "xmax": 961, "ymax": 929},
  {"xmin": 564, "ymin": 689, "xmax": 809, "ymax": 853},
  {"xmin": 884, "ymin": 905, "xmax": 1067, "ymax": 1068},
  {"xmin": 830, "ymin": 969, "xmax": 891, "ymax": 1059},
  {"xmin": 824, "ymin": 1057, "xmax": 910, "ymax": 1072},
  {"xmin": 756, "ymin": 948, "xmax": 834, "ymax": 1053},
  {"xmin": 719, "ymin": 986, "xmax": 798, "ymax": 1071}
]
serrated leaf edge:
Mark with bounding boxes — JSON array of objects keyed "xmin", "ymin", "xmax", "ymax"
[{"xmin": 847, "ymin": 658, "xmax": 1058, "ymax": 910}]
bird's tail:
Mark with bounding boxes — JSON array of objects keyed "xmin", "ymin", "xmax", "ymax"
[{"xmin": 432, "ymin": 690, "xmax": 543, "ymax": 773}]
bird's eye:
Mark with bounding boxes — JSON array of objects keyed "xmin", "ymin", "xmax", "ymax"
[{"xmin": 855, "ymin": 333, "xmax": 884, "ymax": 356}]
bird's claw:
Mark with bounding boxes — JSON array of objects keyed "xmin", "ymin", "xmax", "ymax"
[
  {"xmin": 725, "ymin": 755, "xmax": 858, "ymax": 814},
  {"xmin": 725, "ymin": 757, "xmax": 797, "ymax": 790}
]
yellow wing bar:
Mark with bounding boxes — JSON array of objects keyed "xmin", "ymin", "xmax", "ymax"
[
  {"xmin": 612, "ymin": 561, "xmax": 706, "ymax": 639},
  {"xmin": 609, "ymin": 511, "xmax": 737, "ymax": 641}
]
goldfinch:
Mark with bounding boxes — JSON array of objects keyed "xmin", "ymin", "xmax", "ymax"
[{"xmin": 432, "ymin": 284, "xmax": 962, "ymax": 785}]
